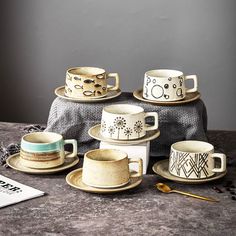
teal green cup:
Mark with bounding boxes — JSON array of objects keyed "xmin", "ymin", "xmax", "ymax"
[{"xmin": 20, "ymin": 132, "xmax": 78, "ymax": 169}]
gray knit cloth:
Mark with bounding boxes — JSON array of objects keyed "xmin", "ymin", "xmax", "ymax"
[{"xmin": 45, "ymin": 92, "xmax": 207, "ymax": 156}]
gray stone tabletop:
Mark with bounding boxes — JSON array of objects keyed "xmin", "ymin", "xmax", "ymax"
[{"xmin": 0, "ymin": 122, "xmax": 236, "ymax": 236}]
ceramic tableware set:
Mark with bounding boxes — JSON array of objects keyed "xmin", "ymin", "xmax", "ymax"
[
  {"xmin": 59, "ymin": 67, "xmax": 161, "ymax": 192},
  {"xmin": 7, "ymin": 67, "xmax": 228, "ymax": 194},
  {"xmin": 87, "ymin": 103, "xmax": 160, "ymax": 176}
]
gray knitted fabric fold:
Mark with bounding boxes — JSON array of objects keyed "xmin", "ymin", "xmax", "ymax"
[{"xmin": 45, "ymin": 92, "xmax": 207, "ymax": 156}]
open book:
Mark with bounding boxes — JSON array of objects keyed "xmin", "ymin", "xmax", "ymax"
[{"xmin": 0, "ymin": 175, "xmax": 44, "ymax": 208}]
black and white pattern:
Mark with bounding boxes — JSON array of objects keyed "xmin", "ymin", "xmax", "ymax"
[
  {"xmin": 74, "ymin": 76, "xmax": 81, "ymax": 81},
  {"xmin": 124, "ymin": 127, "xmax": 133, "ymax": 139},
  {"xmin": 151, "ymin": 85, "xmax": 164, "ymax": 99},
  {"xmin": 178, "ymin": 76, "xmax": 184, "ymax": 86},
  {"xmin": 108, "ymin": 126, "xmax": 115, "ymax": 137},
  {"xmin": 66, "ymin": 74, "xmax": 106, "ymax": 97},
  {"xmin": 113, "ymin": 117, "xmax": 127, "ymax": 139},
  {"xmin": 74, "ymin": 85, "xmax": 83, "ymax": 90},
  {"xmin": 169, "ymin": 150, "xmax": 209, "ymax": 178},
  {"xmin": 176, "ymin": 88, "xmax": 183, "ymax": 97},
  {"xmin": 134, "ymin": 121, "xmax": 143, "ymax": 138},
  {"xmin": 146, "ymin": 76, "xmax": 151, "ymax": 86},
  {"xmin": 144, "ymin": 75, "xmax": 186, "ymax": 101},
  {"xmin": 101, "ymin": 120, "xmax": 106, "ymax": 132}
]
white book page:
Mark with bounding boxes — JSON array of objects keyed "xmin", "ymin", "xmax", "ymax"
[{"xmin": 0, "ymin": 175, "xmax": 44, "ymax": 208}]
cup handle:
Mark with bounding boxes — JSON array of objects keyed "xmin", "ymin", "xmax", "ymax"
[
  {"xmin": 184, "ymin": 75, "xmax": 198, "ymax": 93},
  {"xmin": 128, "ymin": 158, "xmax": 143, "ymax": 177},
  {"xmin": 107, "ymin": 73, "xmax": 120, "ymax": 91},
  {"xmin": 64, "ymin": 139, "xmax": 78, "ymax": 158},
  {"xmin": 144, "ymin": 112, "xmax": 158, "ymax": 131},
  {"xmin": 212, "ymin": 153, "xmax": 227, "ymax": 173}
]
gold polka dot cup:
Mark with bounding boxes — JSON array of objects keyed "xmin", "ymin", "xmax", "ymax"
[
  {"xmin": 65, "ymin": 67, "xmax": 120, "ymax": 98},
  {"xmin": 100, "ymin": 104, "xmax": 158, "ymax": 140},
  {"xmin": 143, "ymin": 69, "xmax": 198, "ymax": 101},
  {"xmin": 82, "ymin": 149, "xmax": 143, "ymax": 188}
]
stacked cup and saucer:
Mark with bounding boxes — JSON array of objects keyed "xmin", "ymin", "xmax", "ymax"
[
  {"xmin": 152, "ymin": 140, "xmax": 227, "ymax": 184},
  {"xmin": 7, "ymin": 132, "xmax": 79, "ymax": 174},
  {"xmin": 88, "ymin": 104, "xmax": 160, "ymax": 175},
  {"xmin": 133, "ymin": 69, "xmax": 200, "ymax": 105},
  {"xmin": 55, "ymin": 67, "xmax": 121, "ymax": 102},
  {"xmin": 66, "ymin": 148, "xmax": 143, "ymax": 194}
]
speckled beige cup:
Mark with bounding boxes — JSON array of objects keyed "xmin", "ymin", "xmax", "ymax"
[
  {"xmin": 65, "ymin": 67, "xmax": 120, "ymax": 98},
  {"xmin": 82, "ymin": 149, "xmax": 143, "ymax": 188}
]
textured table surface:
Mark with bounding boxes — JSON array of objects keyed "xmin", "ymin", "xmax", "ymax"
[{"xmin": 0, "ymin": 122, "xmax": 236, "ymax": 236}]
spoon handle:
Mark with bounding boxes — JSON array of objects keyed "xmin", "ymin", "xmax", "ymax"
[{"xmin": 172, "ymin": 190, "xmax": 219, "ymax": 202}]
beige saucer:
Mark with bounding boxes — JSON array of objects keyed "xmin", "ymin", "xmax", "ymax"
[
  {"xmin": 55, "ymin": 86, "xmax": 122, "ymax": 102},
  {"xmin": 88, "ymin": 124, "xmax": 160, "ymax": 145},
  {"xmin": 152, "ymin": 160, "xmax": 227, "ymax": 184},
  {"xmin": 133, "ymin": 89, "xmax": 201, "ymax": 105},
  {"xmin": 6, "ymin": 153, "xmax": 79, "ymax": 174},
  {"xmin": 66, "ymin": 168, "xmax": 142, "ymax": 193}
]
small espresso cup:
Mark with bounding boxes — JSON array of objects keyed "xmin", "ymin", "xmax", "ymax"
[
  {"xmin": 169, "ymin": 140, "xmax": 226, "ymax": 179},
  {"xmin": 65, "ymin": 67, "xmax": 120, "ymax": 98},
  {"xmin": 143, "ymin": 69, "xmax": 198, "ymax": 101},
  {"xmin": 82, "ymin": 149, "xmax": 143, "ymax": 188},
  {"xmin": 100, "ymin": 104, "xmax": 158, "ymax": 140},
  {"xmin": 20, "ymin": 132, "xmax": 78, "ymax": 169}
]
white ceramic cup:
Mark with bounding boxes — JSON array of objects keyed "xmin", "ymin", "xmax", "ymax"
[
  {"xmin": 100, "ymin": 104, "xmax": 158, "ymax": 140},
  {"xmin": 82, "ymin": 149, "xmax": 143, "ymax": 188},
  {"xmin": 143, "ymin": 69, "xmax": 198, "ymax": 101},
  {"xmin": 169, "ymin": 140, "xmax": 226, "ymax": 179},
  {"xmin": 65, "ymin": 67, "xmax": 120, "ymax": 98}
]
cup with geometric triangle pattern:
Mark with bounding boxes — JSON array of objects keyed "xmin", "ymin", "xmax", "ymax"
[{"xmin": 168, "ymin": 140, "xmax": 226, "ymax": 179}]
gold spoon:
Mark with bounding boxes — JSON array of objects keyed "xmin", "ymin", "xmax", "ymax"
[{"xmin": 156, "ymin": 183, "xmax": 219, "ymax": 202}]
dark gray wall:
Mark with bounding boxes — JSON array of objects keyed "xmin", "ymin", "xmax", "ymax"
[{"xmin": 1, "ymin": 0, "xmax": 236, "ymax": 129}]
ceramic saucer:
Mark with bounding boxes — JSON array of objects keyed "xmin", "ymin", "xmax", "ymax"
[
  {"xmin": 133, "ymin": 89, "xmax": 201, "ymax": 105},
  {"xmin": 66, "ymin": 168, "xmax": 142, "ymax": 193},
  {"xmin": 152, "ymin": 160, "xmax": 227, "ymax": 184},
  {"xmin": 55, "ymin": 86, "xmax": 121, "ymax": 102},
  {"xmin": 6, "ymin": 153, "xmax": 79, "ymax": 174},
  {"xmin": 88, "ymin": 124, "xmax": 160, "ymax": 145}
]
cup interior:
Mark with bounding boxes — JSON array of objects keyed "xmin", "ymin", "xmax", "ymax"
[
  {"xmin": 172, "ymin": 140, "xmax": 213, "ymax": 153},
  {"xmin": 146, "ymin": 69, "xmax": 183, "ymax": 78},
  {"xmin": 22, "ymin": 132, "xmax": 62, "ymax": 144},
  {"xmin": 68, "ymin": 67, "xmax": 105, "ymax": 76},
  {"xmin": 86, "ymin": 149, "xmax": 127, "ymax": 162},
  {"xmin": 103, "ymin": 104, "xmax": 143, "ymax": 115}
]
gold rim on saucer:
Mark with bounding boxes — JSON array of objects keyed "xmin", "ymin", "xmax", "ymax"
[
  {"xmin": 66, "ymin": 168, "xmax": 142, "ymax": 193},
  {"xmin": 88, "ymin": 124, "xmax": 160, "ymax": 145},
  {"xmin": 152, "ymin": 160, "xmax": 227, "ymax": 184},
  {"xmin": 55, "ymin": 86, "xmax": 122, "ymax": 102},
  {"xmin": 133, "ymin": 89, "xmax": 201, "ymax": 105},
  {"xmin": 6, "ymin": 153, "xmax": 79, "ymax": 174}
]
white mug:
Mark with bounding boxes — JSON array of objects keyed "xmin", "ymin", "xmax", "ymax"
[
  {"xmin": 169, "ymin": 140, "xmax": 226, "ymax": 179},
  {"xmin": 143, "ymin": 69, "xmax": 198, "ymax": 101},
  {"xmin": 100, "ymin": 104, "xmax": 158, "ymax": 140}
]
